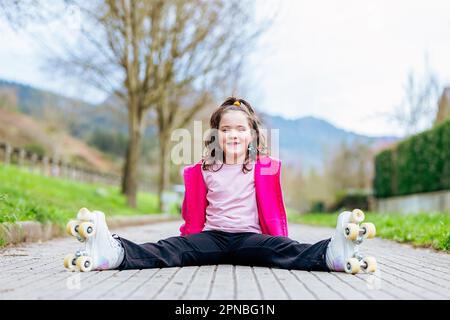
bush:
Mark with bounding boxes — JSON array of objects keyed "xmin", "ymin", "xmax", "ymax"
[
  {"xmin": 23, "ymin": 143, "xmax": 46, "ymax": 157},
  {"xmin": 374, "ymin": 120, "xmax": 450, "ymax": 198},
  {"xmin": 309, "ymin": 201, "xmax": 325, "ymax": 213},
  {"xmin": 328, "ymin": 190, "xmax": 369, "ymax": 212}
]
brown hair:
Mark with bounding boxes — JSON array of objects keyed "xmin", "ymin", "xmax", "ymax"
[{"xmin": 202, "ymin": 97, "xmax": 268, "ymax": 173}]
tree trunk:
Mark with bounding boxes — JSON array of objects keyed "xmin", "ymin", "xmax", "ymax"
[
  {"xmin": 157, "ymin": 131, "xmax": 171, "ymax": 212},
  {"xmin": 121, "ymin": 143, "xmax": 129, "ymax": 195},
  {"xmin": 121, "ymin": 111, "xmax": 143, "ymax": 208}
]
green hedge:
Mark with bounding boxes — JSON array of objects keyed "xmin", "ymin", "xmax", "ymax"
[{"xmin": 374, "ymin": 120, "xmax": 450, "ymax": 198}]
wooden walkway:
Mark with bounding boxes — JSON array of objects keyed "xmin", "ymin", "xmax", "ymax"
[{"xmin": 1, "ymin": 220, "xmax": 449, "ymax": 300}]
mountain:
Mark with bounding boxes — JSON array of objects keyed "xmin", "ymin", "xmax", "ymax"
[
  {"xmin": 0, "ymin": 79, "xmax": 399, "ymax": 172},
  {"xmin": 260, "ymin": 114, "xmax": 398, "ymax": 171}
]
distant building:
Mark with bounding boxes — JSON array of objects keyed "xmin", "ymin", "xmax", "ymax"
[{"xmin": 435, "ymin": 87, "xmax": 450, "ymax": 126}]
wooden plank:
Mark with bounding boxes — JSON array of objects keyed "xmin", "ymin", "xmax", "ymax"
[
  {"xmin": 126, "ymin": 267, "xmax": 180, "ymax": 300},
  {"xmin": 369, "ymin": 266, "xmax": 443, "ymax": 299},
  {"xmin": 376, "ymin": 262, "xmax": 450, "ymax": 298},
  {"xmin": 310, "ymin": 271, "xmax": 368, "ymax": 300},
  {"xmin": 271, "ymin": 268, "xmax": 315, "ymax": 300},
  {"xmin": 331, "ymin": 272, "xmax": 396, "ymax": 300},
  {"xmin": 100, "ymin": 269, "xmax": 160, "ymax": 300},
  {"xmin": 181, "ymin": 265, "xmax": 216, "ymax": 300},
  {"xmin": 378, "ymin": 255, "xmax": 450, "ymax": 288},
  {"xmin": 53, "ymin": 270, "xmax": 120, "ymax": 300},
  {"xmin": 354, "ymin": 272, "xmax": 421, "ymax": 300},
  {"xmin": 1, "ymin": 220, "xmax": 449, "ymax": 300},
  {"xmin": 155, "ymin": 266, "xmax": 199, "ymax": 300},
  {"xmin": 253, "ymin": 267, "xmax": 288, "ymax": 300},
  {"xmin": 234, "ymin": 265, "xmax": 261, "ymax": 300},
  {"xmin": 207, "ymin": 264, "xmax": 235, "ymax": 300},
  {"xmin": 290, "ymin": 271, "xmax": 342, "ymax": 300},
  {"xmin": 6, "ymin": 270, "xmax": 100, "ymax": 299},
  {"xmin": 70, "ymin": 270, "xmax": 142, "ymax": 299},
  {"xmin": 0, "ymin": 261, "xmax": 63, "ymax": 294}
]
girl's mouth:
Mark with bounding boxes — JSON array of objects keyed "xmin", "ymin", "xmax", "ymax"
[{"xmin": 227, "ymin": 142, "xmax": 240, "ymax": 146}]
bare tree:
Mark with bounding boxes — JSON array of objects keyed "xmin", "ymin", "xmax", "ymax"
[
  {"xmin": 0, "ymin": 0, "xmax": 43, "ymax": 29},
  {"xmin": 1, "ymin": 0, "xmax": 275, "ymax": 208},
  {"xmin": 390, "ymin": 58, "xmax": 441, "ymax": 137},
  {"xmin": 151, "ymin": 0, "xmax": 272, "ymax": 211},
  {"xmin": 42, "ymin": 0, "xmax": 273, "ymax": 208},
  {"xmin": 324, "ymin": 141, "xmax": 374, "ymax": 195}
]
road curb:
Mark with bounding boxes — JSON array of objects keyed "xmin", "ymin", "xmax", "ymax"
[{"xmin": 0, "ymin": 213, "xmax": 180, "ymax": 246}]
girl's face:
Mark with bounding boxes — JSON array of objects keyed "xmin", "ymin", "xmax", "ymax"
[{"xmin": 218, "ymin": 110, "xmax": 253, "ymax": 164}]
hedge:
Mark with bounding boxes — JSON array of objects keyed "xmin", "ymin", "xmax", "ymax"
[{"xmin": 374, "ymin": 119, "xmax": 450, "ymax": 198}]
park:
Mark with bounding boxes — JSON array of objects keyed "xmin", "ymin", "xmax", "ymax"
[{"xmin": 0, "ymin": 0, "xmax": 449, "ymax": 304}]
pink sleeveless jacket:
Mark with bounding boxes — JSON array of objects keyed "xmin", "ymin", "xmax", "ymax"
[{"xmin": 179, "ymin": 155, "xmax": 288, "ymax": 237}]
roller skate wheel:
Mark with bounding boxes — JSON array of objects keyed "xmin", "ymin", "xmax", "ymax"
[
  {"xmin": 344, "ymin": 223, "xmax": 359, "ymax": 241},
  {"xmin": 78, "ymin": 222, "xmax": 95, "ymax": 238},
  {"xmin": 77, "ymin": 207, "xmax": 91, "ymax": 220},
  {"xmin": 350, "ymin": 209, "xmax": 365, "ymax": 223},
  {"xmin": 66, "ymin": 220, "xmax": 79, "ymax": 237},
  {"xmin": 361, "ymin": 223, "xmax": 376, "ymax": 239},
  {"xmin": 345, "ymin": 258, "xmax": 361, "ymax": 274},
  {"xmin": 64, "ymin": 254, "xmax": 77, "ymax": 271},
  {"xmin": 76, "ymin": 256, "xmax": 93, "ymax": 272},
  {"xmin": 362, "ymin": 257, "xmax": 377, "ymax": 273}
]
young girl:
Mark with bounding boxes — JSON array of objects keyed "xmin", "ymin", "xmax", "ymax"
[{"xmin": 64, "ymin": 97, "xmax": 377, "ymax": 275}]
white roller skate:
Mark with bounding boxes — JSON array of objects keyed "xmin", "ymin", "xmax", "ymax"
[
  {"xmin": 325, "ymin": 209, "xmax": 377, "ymax": 274},
  {"xmin": 63, "ymin": 208, "xmax": 124, "ymax": 272}
]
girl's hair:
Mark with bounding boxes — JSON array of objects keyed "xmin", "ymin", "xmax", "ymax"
[{"xmin": 202, "ymin": 97, "xmax": 268, "ymax": 173}]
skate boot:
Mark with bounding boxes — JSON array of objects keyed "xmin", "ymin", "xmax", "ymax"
[
  {"xmin": 325, "ymin": 209, "xmax": 377, "ymax": 274},
  {"xmin": 63, "ymin": 208, "xmax": 124, "ymax": 272}
]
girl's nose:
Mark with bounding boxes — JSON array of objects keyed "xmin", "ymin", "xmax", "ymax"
[{"xmin": 228, "ymin": 129, "xmax": 238, "ymax": 138}]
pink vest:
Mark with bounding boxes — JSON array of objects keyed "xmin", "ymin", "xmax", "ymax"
[{"xmin": 179, "ymin": 155, "xmax": 289, "ymax": 237}]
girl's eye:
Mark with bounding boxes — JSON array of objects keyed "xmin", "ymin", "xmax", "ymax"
[{"xmin": 220, "ymin": 127, "xmax": 246, "ymax": 132}]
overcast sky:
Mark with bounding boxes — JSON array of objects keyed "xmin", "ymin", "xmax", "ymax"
[{"xmin": 0, "ymin": 0, "xmax": 449, "ymax": 137}]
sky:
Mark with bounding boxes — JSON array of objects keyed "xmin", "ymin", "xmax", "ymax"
[{"xmin": 0, "ymin": 0, "xmax": 449, "ymax": 137}]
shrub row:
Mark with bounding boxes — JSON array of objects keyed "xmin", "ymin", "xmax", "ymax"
[{"xmin": 374, "ymin": 120, "xmax": 450, "ymax": 198}]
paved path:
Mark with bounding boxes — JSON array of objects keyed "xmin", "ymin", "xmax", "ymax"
[{"xmin": 1, "ymin": 220, "xmax": 449, "ymax": 300}]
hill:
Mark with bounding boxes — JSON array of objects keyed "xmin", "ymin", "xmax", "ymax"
[
  {"xmin": 0, "ymin": 107, "xmax": 118, "ymax": 173},
  {"xmin": 0, "ymin": 79, "xmax": 399, "ymax": 172}
]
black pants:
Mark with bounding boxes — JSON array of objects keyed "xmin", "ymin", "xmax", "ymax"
[{"xmin": 115, "ymin": 230, "xmax": 331, "ymax": 272}]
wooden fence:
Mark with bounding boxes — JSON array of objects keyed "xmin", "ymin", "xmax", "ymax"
[{"xmin": 0, "ymin": 141, "xmax": 122, "ymax": 187}]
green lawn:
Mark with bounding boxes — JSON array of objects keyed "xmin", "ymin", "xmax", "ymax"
[
  {"xmin": 0, "ymin": 164, "xmax": 164, "ymax": 234},
  {"xmin": 287, "ymin": 210, "xmax": 450, "ymax": 251}
]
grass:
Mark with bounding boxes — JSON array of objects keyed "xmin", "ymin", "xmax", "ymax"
[
  {"xmin": 287, "ymin": 209, "xmax": 450, "ymax": 251},
  {"xmin": 0, "ymin": 164, "xmax": 167, "ymax": 230}
]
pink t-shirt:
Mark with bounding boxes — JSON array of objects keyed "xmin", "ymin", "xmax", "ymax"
[{"xmin": 201, "ymin": 162, "xmax": 262, "ymax": 233}]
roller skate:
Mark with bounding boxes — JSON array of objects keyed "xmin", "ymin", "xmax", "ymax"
[
  {"xmin": 325, "ymin": 209, "xmax": 377, "ymax": 274},
  {"xmin": 63, "ymin": 208, "xmax": 124, "ymax": 272}
]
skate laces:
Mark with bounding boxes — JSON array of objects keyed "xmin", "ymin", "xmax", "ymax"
[{"xmin": 108, "ymin": 232, "xmax": 122, "ymax": 250}]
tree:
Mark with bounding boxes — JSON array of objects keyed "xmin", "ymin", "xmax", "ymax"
[
  {"xmin": 1, "ymin": 0, "xmax": 275, "ymax": 209},
  {"xmin": 390, "ymin": 58, "xmax": 441, "ymax": 137},
  {"xmin": 324, "ymin": 141, "xmax": 374, "ymax": 196},
  {"xmin": 150, "ymin": 0, "xmax": 269, "ymax": 211},
  {"xmin": 0, "ymin": 0, "xmax": 46, "ymax": 29},
  {"xmin": 43, "ymin": 0, "xmax": 264, "ymax": 207}
]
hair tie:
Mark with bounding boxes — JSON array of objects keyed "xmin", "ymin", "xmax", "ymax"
[{"xmin": 233, "ymin": 101, "xmax": 241, "ymax": 106}]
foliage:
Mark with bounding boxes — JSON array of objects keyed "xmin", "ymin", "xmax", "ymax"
[
  {"xmin": 374, "ymin": 120, "xmax": 450, "ymax": 197},
  {"xmin": 288, "ymin": 211, "xmax": 450, "ymax": 251}
]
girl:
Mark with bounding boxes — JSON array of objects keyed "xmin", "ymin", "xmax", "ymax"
[{"xmin": 64, "ymin": 97, "xmax": 377, "ymax": 275}]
